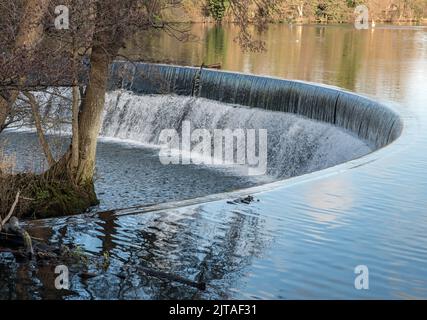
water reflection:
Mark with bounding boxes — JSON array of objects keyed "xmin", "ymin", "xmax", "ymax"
[
  {"xmin": 122, "ymin": 24, "xmax": 426, "ymax": 101},
  {"xmin": 305, "ymin": 177, "xmax": 354, "ymax": 227},
  {"xmin": 1, "ymin": 201, "xmax": 271, "ymax": 299},
  {"xmin": 1, "ymin": 24, "xmax": 427, "ymax": 299}
]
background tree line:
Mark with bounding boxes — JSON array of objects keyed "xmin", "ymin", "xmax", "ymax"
[{"xmin": 197, "ymin": 0, "xmax": 427, "ymax": 23}]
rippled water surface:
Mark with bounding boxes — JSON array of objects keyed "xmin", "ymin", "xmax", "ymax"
[
  {"xmin": 1, "ymin": 24, "xmax": 427, "ymax": 299},
  {"xmin": 1, "ymin": 131, "xmax": 262, "ymax": 211}
]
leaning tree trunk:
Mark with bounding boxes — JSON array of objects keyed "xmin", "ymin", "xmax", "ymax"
[
  {"xmin": 73, "ymin": 45, "xmax": 111, "ymax": 186},
  {"xmin": 24, "ymin": 91, "xmax": 55, "ymax": 167},
  {"xmin": 0, "ymin": 0, "xmax": 51, "ymax": 132}
]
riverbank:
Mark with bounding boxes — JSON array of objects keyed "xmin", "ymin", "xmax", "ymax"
[{"xmin": 164, "ymin": 1, "xmax": 427, "ymax": 25}]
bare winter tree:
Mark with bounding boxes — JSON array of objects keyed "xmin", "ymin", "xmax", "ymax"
[
  {"xmin": 0, "ymin": 0, "xmax": 280, "ymax": 219},
  {"xmin": 0, "ymin": 0, "xmax": 50, "ymax": 132}
]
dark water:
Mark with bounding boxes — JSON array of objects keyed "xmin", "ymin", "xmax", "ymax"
[
  {"xmin": 1, "ymin": 24, "xmax": 427, "ymax": 299},
  {"xmin": 0, "ymin": 131, "xmax": 260, "ymax": 210}
]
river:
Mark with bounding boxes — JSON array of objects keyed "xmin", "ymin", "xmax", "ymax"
[{"xmin": 1, "ymin": 23, "xmax": 426, "ymax": 299}]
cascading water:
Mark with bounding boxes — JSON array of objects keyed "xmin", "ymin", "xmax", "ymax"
[
  {"xmin": 110, "ymin": 62, "xmax": 402, "ymax": 149},
  {"xmin": 101, "ymin": 91, "xmax": 372, "ymax": 179}
]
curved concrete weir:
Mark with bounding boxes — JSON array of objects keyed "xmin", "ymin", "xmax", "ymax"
[
  {"xmin": 109, "ymin": 62, "xmax": 403, "ymax": 150},
  {"xmin": 99, "ymin": 62, "xmax": 405, "ymax": 216}
]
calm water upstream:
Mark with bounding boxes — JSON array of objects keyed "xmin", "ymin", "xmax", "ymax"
[{"xmin": 1, "ymin": 24, "xmax": 427, "ymax": 299}]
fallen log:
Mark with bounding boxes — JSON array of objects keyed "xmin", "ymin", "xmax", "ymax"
[
  {"xmin": 115, "ymin": 255, "xmax": 206, "ymax": 290},
  {"xmin": 139, "ymin": 266, "xmax": 206, "ymax": 290},
  {"xmin": 0, "ymin": 191, "xmax": 206, "ymax": 290},
  {"xmin": 205, "ymin": 63, "xmax": 222, "ymax": 69},
  {"xmin": 1, "ymin": 217, "xmax": 34, "ymax": 257},
  {"xmin": 193, "ymin": 63, "xmax": 222, "ymax": 70}
]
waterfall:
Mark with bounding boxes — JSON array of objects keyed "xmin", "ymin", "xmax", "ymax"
[
  {"xmin": 109, "ymin": 62, "xmax": 403, "ymax": 149},
  {"xmin": 101, "ymin": 91, "xmax": 372, "ymax": 179},
  {"xmin": 10, "ymin": 62, "xmax": 400, "ymax": 180}
]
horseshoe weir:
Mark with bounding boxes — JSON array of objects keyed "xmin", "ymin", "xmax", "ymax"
[{"xmin": 109, "ymin": 62, "xmax": 403, "ymax": 150}]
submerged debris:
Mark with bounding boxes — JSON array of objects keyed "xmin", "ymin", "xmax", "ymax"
[
  {"xmin": 1, "ymin": 222, "xmax": 207, "ymax": 291},
  {"xmin": 0, "ymin": 218, "xmax": 88, "ymax": 266},
  {"xmin": 78, "ymin": 272, "xmax": 97, "ymax": 279},
  {"xmin": 1, "ymin": 217, "xmax": 34, "ymax": 257},
  {"xmin": 0, "ymin": 193, "xmax": 207, "ymax": 291},
  {"xmin": 227, "ymin": 195, "xmax": 258, "ymax": 205}
]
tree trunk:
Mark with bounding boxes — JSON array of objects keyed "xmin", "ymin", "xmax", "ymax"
[
  {"xmin": 71, "ymin": 86, "xmax": 80, "ymax": 170},
  {"xmin": 0, "ymin": 100, "xmax": 10, "ymax": 132},
  {"xmin": 31, "ymin": 1, "xmax": 125, "ymax": 216},
  {"xmin": 43, "ymin": 43, "xmax": 118, "ymax": 215},
  {"xmin": 24, "ymin": 91, "xmax": 55, "ymax": 168},
  {"xmin": 73, "ymin": 45, "xmax": 111, "ymax": 186}
]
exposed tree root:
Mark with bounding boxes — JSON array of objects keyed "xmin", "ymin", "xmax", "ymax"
[{"xmin": 0, "ymin": 172, "xmax": 98, "ymax": 220}]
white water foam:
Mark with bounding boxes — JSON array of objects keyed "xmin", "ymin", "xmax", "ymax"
[{"xmin": 101, "ymin": 90, "xmax": 373, "ymax": 179}]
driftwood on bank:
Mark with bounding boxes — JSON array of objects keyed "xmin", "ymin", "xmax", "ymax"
[
  {"xmin": 0, "ymin": 190, "xmax": 20, "ymax": 232},
  {"xmin": 0, "ymin": 190, "xmax": 34, "ymax": 257},
  {"xmin": 1, "ymin": 217, "xmax": 34, "ymax": 257}
]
